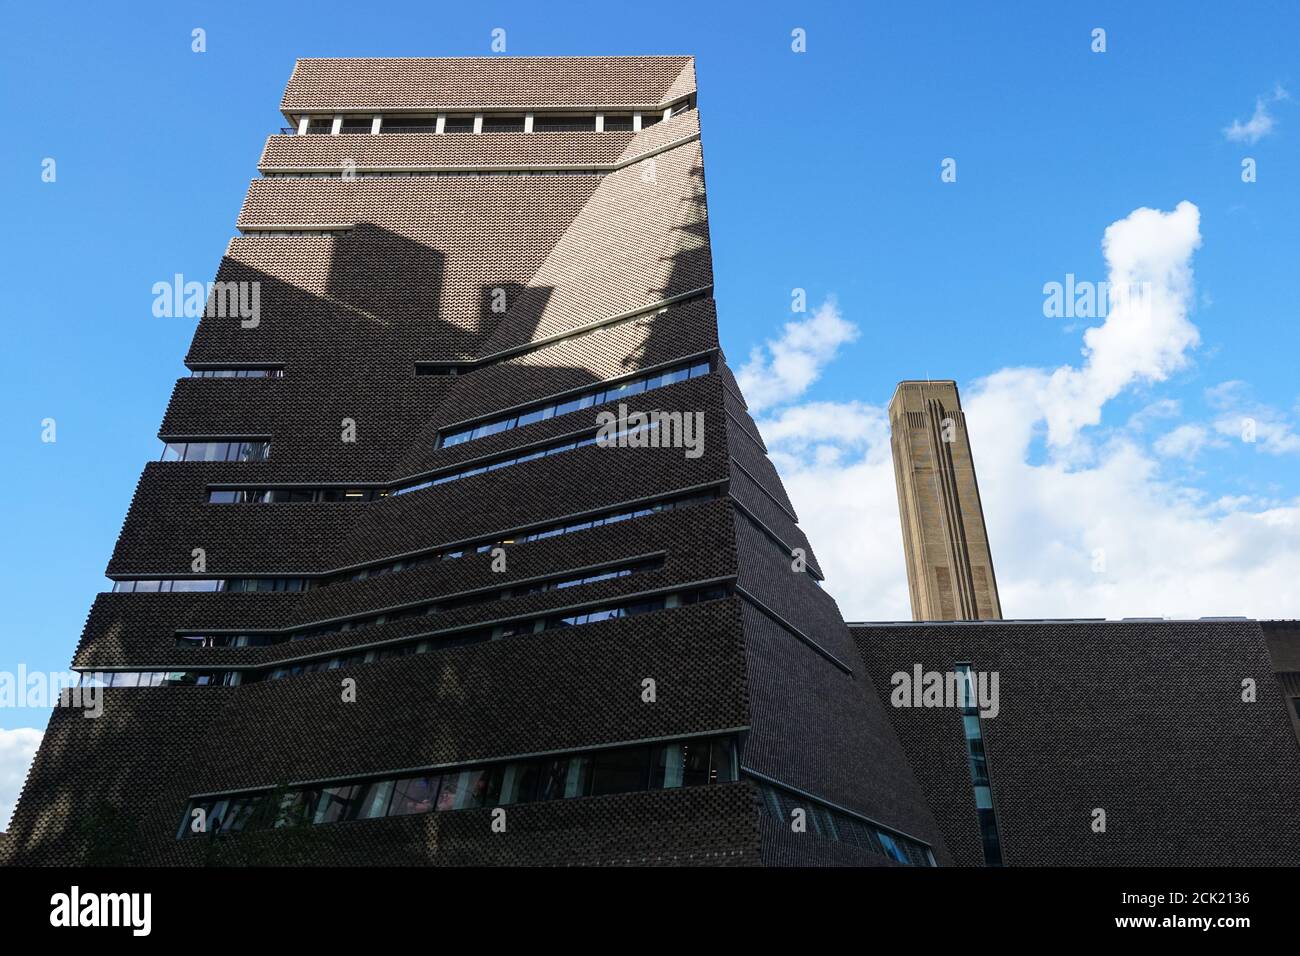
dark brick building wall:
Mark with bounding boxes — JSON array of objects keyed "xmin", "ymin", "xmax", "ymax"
[
  {"xmin": 4, "ymin": 56, "xmax": 945, "ymax": 867},
  {"xmin": 853, "ymin": 619, "xmax": 1300, "ymax": 866}
]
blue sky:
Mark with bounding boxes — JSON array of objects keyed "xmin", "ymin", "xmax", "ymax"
[{"xmin": 1, "ymin": 0, "xmax": 1298, "ymax": 758}]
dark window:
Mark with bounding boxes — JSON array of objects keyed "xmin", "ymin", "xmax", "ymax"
[
  {"xmin": 306, "ymin": 117, "xmax": 333, "ymax": 134},
  {"xmin": 956, "ymin": 663, "xmax": 1004, "ymax": 866},
  {"xmin": 180, "ymin": 736, "xmax": 740, "ymax": 841},
  {"xmin": 603, "ymin": 114, "xmax": 634, "ymax": 132},
  {"xmin": 481, "ymin": 115, "xmax": 525, "ymax": 133},
  {"xmin": 533, "ymin": 114, "xmax": 595, "ymax": 132},
  {"xmin": 339, "ymin": 117, "xmax": 372, "ymax": 133},
  {"xmin": 589, "ymin": 746, "xmax": 650, "ymax": 796},
  {"xmin": 312, "ymin": 785, "xmax": 364, "ymax": 824},
  {"xmin": 755, "ymin": 782, "xmax": 936, "ymax": 867},
  {"xmin": 383, "ymin": 118, "xmax": 436, "ymax": 133},
  {"xmin": 443, "ymin": 115, "xmax": 475, "ymax": 133},
  {"xmin": 191, "ymin": 368, "xmax": 284, "ymax": 378},
  {"xmin": 388, "ymin": 776, "xmax": 440, "ymax": 816},
  {"xmin": 438, "ymin": 359, "xmax": 709, "ymax": 448},
  {"xmin": 162, "ymin": 440, "xmax": 271, "ymax": 463}
]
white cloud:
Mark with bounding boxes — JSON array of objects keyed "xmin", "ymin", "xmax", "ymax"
[
  {"xmin": 1126, "ymin": 398, "xmax": 1181, "ymax": 432},
  {"xmin": 1212, "ymin": 415, "xmax": 1300, "ymax": 455},
  {"xmin": 753, "ymin": 201, "xmax": 1300, "ymax": 620},
  {"xmin": 1223, "ymin": 85, "xmax": 1288, "ymax": 144},
  {"xmin": 1154, "ymin": 423, "xmax": 1223, "ymax": 459},
  {"xmin": 1161, "ymin": 381, "xmax": 1300, "ymax": 457},
  {"xmin": 1033, "ymin": 201, "xmax": 1202, "ymax": 447},
  {"xmin": 1224, "ymin": 98, "xmax": 1275, "ymax": 143},
  {"xmin": 736, "ymin": 297, "xmax": 857, "ymax": 413},
  {"xmin": 0, "ymin": 728, "xmax": 41, "ymax": 831}
]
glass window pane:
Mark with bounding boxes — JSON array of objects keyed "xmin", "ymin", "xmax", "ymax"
[
  {"xmin": 678, "ymin": 739, "xmax": 711, "ymax": 787},
  {"xmin": 710, "ymin": 737, "xmax": 737, "ymax": 783},
  {"xmin": 589, "ymin": 746, "xmax": 650, "ymax": 796},
  {"xmin": 564, "ymin": 755, "xmax": 592, "ymax": 798},
  {"xmin": 388, "ymin": 776, "xmax": 440, "ymax": 816}
]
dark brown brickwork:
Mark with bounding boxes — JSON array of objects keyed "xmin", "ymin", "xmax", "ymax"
[
  {"xmin": 280, "ymin": 57, "xmax": 695, "ymax": 112},
  {"xmin": 6, "ymin": 56, "xmax": 944, "ymax": 867},
  {"xmin": 853, "ymin": 619, "xmax": 1300, "ymax": 866}
]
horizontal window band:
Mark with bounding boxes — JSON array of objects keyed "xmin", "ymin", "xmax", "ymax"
[
  {"xmin": 111, "ymin": 578, "xmax": 309, "ymax": 594},
  {"xmin": 160, "ymin": 439, "xmax": 272, "ymax": 464},
  {"xmin": 438, "ymin": 352, "xmax": 715, "ymax": 433},
  {"xmin": 282, "ymin": 99, "xmax": 692, "ymax": 115},
  {"xmin": 262, "ymin": 170, "xmax": 606, "ymax": 180},
  {"xmin": 187, "ymin": 367, "xmax": 286, "ymax": 379},
  {"xmin": 190, "ymin": 725, "xmax": 750, "ymax": 799},
  {"xmin": 257, "ymin": 130, "xmax": 701, "ymax": 178},
  {"xmin": 743, "ymin": 767, "xmax": 935, "ymax": 849},
  {"xmin": 177, "ymin": 731, "xmax": 736, "ymax": 842},
  {"xmin": 176, "ymin": 552, "xmax": 668, "ymax": 648},
  {"xmin": 744, "ymin": 768, "xmax": 936, "ymax": 866},
  {"xmin": 344, "ymin": 483, "xmax": 725, "ymax": 574},
  {"xmin": 206, "ymin": 407, "xmax": 708, "ymax": 504},
  {"xmin": 76, "ymin": 580, "xmax": 738, "ymax": 676},
  {"xmin": 438, "ymin": 358, "xmax": 711, "ymax": 449},
  {"xmin": 106, "ymin": 486, "xmax": 725, "ymax": 591}
]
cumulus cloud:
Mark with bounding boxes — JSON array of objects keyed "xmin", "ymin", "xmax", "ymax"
[
  {"xmin": 751, "ymin": 201, "xmax": 1300, "ymax": 620},
  {"xmin": 1223, "ymin": 85, "xmax": 1288, "ymax": 143},
  {"xmin": 1031, "ymin": 201, "xmax": 1202, "ymax": 446},
  {"xmin": 1153, "ymin": 423, "xmax": 1223, "ymax": 459},
  {"xmin": 0, "ymin": 728, "xmax": 41, "ymax": 831},
  {"xmin": 736, "ymin": 297, "xmax": 857, "ymax": 413},
  {"xmin": 1156, "ymin": 381, "xmax": 1300, "ymax": 458}
]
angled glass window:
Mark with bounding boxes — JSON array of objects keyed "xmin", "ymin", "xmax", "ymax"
[
  {"xmin": 162, "ymin": 440, "xmax": 271, "ymax": 462},
  {"xmin": 438, "ymin": 359, "xmax": 709, "ymax": 449},
  {"xmin": 179, "ymin": 735, "xmax": 741, "ymax": 842},
  {"xmin": 190, "ymin": 368, "xmax": 284, "ymax": 378}
]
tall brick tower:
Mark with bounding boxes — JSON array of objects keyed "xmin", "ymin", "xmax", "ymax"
[
  {"xmin": 4, "ymin": 57, "xmax": 945, "ymax": 867},
  {"xmin": 889, "ymin": 380, "xmax": 1002, "ymax": 621}
]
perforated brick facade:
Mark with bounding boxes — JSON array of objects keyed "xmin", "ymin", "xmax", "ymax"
[
  {"xmin": 853, "ymin": 619, "xmax": 1300, "ymax": 866},
  {"xmin": 3, "ymin": 56, "xmax": 945, "ymax": 867}
]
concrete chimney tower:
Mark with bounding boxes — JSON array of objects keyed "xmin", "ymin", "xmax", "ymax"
[{"xmin": 888, "ymin": 380, "xmax": 1002, "ymax": 621}]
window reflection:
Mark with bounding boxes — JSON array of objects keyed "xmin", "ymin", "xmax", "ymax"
[{"xmin": 180, "ymin": 736, "xmax": 741, "ymax": 841}]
